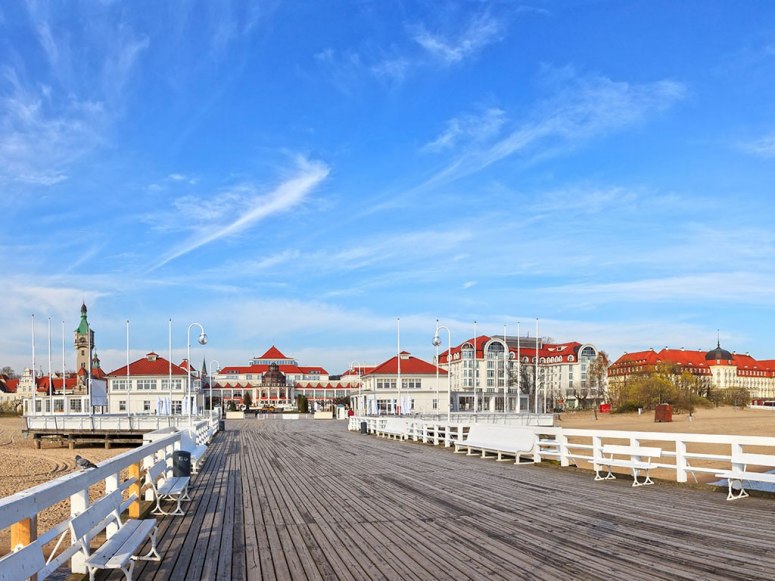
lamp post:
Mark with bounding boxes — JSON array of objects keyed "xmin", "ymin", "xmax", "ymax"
[
  {"xmin": 187, "ymin": 322, "xmax": 208, "ymax": 425},
  {"xmin": 350, "ymin": 360, "xmax": 362, "ymax": 414},
  {"xmin": 209, "ymin": 360, "xmax": 220, "ymax": 415},
  {"xmin": 433, "ymin": 321, "xmax": 452, "ymax": 422}
]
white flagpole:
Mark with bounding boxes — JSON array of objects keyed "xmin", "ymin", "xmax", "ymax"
[
  {"xmin": 503, "ymin": 324, "xmax": 507, "ymax": 413},
  {"xmin": 534, "ymin": 317, "xmax": 539, "ymax": 414},
  {"xmin": 61, "ymin": 321, "xmax": 66, "ymax": 399},
  {"xmin": 126, "ymin": 320, "xmax": 130, "ymax": 417},
  {"xmin": 473, "ymin": 320, "xmax": 477, "ymax": 413},
  {"xmin": 396, "ymin": 317, "xmax": 401, "ymax": 415},
  {"xmin": 31, "ymin": 314, "xmax": 36, "ymax": 416},
  {"xmin": 516, "ymin": 321, "xmax": 521, "ymax": 413},
  {"xmin": 48, "ymin": 317, "xmax": 52, "ymax": 414},
  {"xmin": 168, "ymin": 319, "xmax": 173, "ymax": 414}
]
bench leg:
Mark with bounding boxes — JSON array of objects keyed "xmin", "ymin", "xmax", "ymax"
[
  {"xmin": 631, "ymin": 469, "xmax": 654, "ymax": 487},
  {"xmin": 594, "ymin": 466, "xmax": 616, "ymax": 481},
  {"xmin": 726, "ymin": 478, "xmax": 749, "ymax": 501},
  {"xmin": 120, "ymin": 559, "xmax": 135, "ymax": 581},
  {"xmin": 134, "ymin": 525, "xmax": 161, "ymax": 561}
]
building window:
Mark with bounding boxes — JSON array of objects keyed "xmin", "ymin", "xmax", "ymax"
[
  {"xmin": 119, "ymin": 400, "xmax": 127, "ymax": 412},
  {"xmin": 112, "ymin": 379, "xmax": 129, "ymax": 391},
  {"xmin": 137, "ymin": 379, "xmax": 157, "ymax": 391},
  {"xmin": 161, "ymin": 379, "xmax": 183, "ymax": 391},
  {"xmin": 143, "ymin": 400, "xmax": 151, "ymax": 412},
  {"xmin": 402, "ymin": 378, "xmax": 421, "ymax": 389},
  {"xmin": 172, "ymin": 401, "xmax": 182, "ymax": 414},
  {"xmin": 69, "ymin": 399, "xmax": 82, "ymax": 413},
  {"xmin": 54, "ymin": 400, "xmax": 64, "ymax": 413}
]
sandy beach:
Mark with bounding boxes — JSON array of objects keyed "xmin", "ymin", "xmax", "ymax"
[{"xmin": 558, "ymin": 404, "xmax": 775, "ymax": 435}]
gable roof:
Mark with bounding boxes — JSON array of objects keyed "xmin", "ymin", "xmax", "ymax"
[
  {"xmin": 258, "ymin": 346, "xmax": 289, "ymax": 360},
  {"xmin": 365, "ymin": 352, "xmax": 446, "ymax": 376},
  {"xmin": 107, "ymin": 353, "xmax": 188, "ymax": 377}
]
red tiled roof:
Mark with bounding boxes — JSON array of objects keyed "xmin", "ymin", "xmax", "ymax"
[
  {"xmin": 258, "ymin": 345, "xmax": 288, "ymax": 360},
  {"xmin": 365, "ymin": 353, "xmax": 446, "ymax": 376},
  {"xmin": 108, "ymin": 353, "xmax": 188, "ymax": 377}
]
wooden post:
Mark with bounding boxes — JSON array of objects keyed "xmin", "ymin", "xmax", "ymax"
[
  {"xmin": 129, "ymin": 463, "xmax": 142, "ymax": 518},
  {"xmin": 10, "ymin": 516, "xmax": 36, "ymax": 550},
  {"xmin": 10, "ymin": 517, "xmax": 37, "ymax": 581}
]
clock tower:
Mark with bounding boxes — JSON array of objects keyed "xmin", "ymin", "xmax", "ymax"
[{"xmin": 73, "ymin": 302, "xmax": 95, "ymax": 372}]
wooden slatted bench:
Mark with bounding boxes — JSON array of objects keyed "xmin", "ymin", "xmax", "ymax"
[
  {"xmin": 375, "ymin": 418, "xmax": 408, "ymax": 441},
  {"xmin": 69, "ymin": 489, "xmax": 160, "ymax": 581},
  {"xmin": 453, "ymin": 425, "xmax": 537, "ymax": 464},
  {"xmin": 0, "ymin": 539, "xmax": 45, "ymax": 581},
  {"xmin": 595, "ymin": 444, "xmax": 662, "ymax": 487},
  {"xmin": 147, "ymin": 459, "xmax": 191, "ymax": 516},
  {"xmin": 715, "ymin": 452, "xmax": 775, "ymax": 500},
  {"xmin": 189, "ymin": 444, "xmax": 207, "ymax": 474}
]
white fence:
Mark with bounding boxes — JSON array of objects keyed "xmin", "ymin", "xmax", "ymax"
[
  {"xmin": 0, "ymin": 415, "xmax": 220, "ymax": 578},
  {"xmin": 24, "ymin": 409, "xmax": 221, "ymax": 432},
  {"xmin": 349, "ymin": 416, "xmax": 775, "ymax": 485}
]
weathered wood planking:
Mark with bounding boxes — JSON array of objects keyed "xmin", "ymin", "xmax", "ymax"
[{"xmin": 109, "ymin": 419, "xmax": 775, "ymax": 580}]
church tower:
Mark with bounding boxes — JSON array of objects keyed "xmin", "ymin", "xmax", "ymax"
[{"xmin": 74, "ymin": 302, "xmax": 95, "ymax": 372}]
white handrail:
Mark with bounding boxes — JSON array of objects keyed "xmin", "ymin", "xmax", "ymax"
[{"xmin": 348, "ymin": 415, "xmax": 775, "ymax": 485}]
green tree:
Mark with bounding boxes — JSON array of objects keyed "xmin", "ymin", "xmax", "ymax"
[
  {"xmin": 0, "ymin": 367, "xmax": 16, "ymax": 378},
  {"xmin": 243, "ymin": 392, "xmax": 253, "ymax": 409}
]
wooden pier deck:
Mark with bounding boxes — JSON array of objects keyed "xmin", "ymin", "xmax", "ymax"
[{"xmin": 120, "ymin": 419, "xmax": 775, "ymax": 580}]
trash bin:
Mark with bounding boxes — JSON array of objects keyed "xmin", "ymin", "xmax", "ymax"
[
  {"xmin": 654, "ymin": 403, "xmax": 673, "ymax": 423},
  {"xmin": 218, "ymin": 419, "xmax": 225, "ymax": 431},
  {"xmin": 173, "ymin": 450, "xmax": 191, "ymax": 477},
  {"xmin": 360, "ymin": 421, "xmax": 368, "ymax": 434}
]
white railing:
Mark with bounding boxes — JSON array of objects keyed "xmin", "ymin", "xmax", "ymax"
[
  {"xmin": 24, "ymin": 412, "xmax": 218, "ymax": 432},
  {"xmin": 348, "ymin": 415, "xmax": 775, "ymax": 485},
  {"xmin": 0, "ymin": 431, "xmax": 182, "ymax": 578}
]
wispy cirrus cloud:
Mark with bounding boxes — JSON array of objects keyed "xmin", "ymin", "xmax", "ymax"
[
  {"xmin": 315, "ymin": 9, "xmax": 508, "ymax": 88},
  {"xmin": 150, "ymin": 157, "xmax": 330, "ymax": 271},
  {"xmin": 422, "ymin": 107, "xmax": 506, "ymax": 152},
  {"xmin": 410, "ymin": 11, "xmax": 504, "ymax": 65},
  {"xmin": 421, "ymin": 69, "xmax": 686, "ymax": 187},
  {"xmin": 738, "ymin": 133, "xmax": 775, "ymax": 158}
]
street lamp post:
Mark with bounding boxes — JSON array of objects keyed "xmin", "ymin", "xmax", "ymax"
[
  {"xmin": 350, "ymin": 361, "xmax": 362, "ymax": 415},
  {"xmin": 433, "ymin": 321, "xmax": 452, "ymax": 422},
  {"xmin": 209, "ymin": 360, "xmax": 220, "ymax": 415},
  {"xmin": 187, "ymin": 322, "xmax": 208, "ymax": 425}
]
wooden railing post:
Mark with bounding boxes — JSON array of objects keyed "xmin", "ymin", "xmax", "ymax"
[
  {"xmin": 128, "ymin": 463, "xmax": 142, "ymax": 518},
  {"xmin": 10, "ymin": 516, "xmax": 36, "ymax": 551}
]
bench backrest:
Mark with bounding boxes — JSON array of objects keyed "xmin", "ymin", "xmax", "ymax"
[
  {"xmin": 0, "ymin": 540, "xmax": 45, "ymax": 581},
  {"xmin": 466, "ymin": 425, "xmax": 537, "ymax": 450},
  {"xmin": 69, "ymin": 488, "xmax": 124, "ymax": 543},
  {"xmin": 382, "ymin": 418, "xmax": 406, "ymax": 431},
  {"xmin": 736, "ymin": 452, "xmax": 775, "ymax": 468},
  {"xmin": 147, "ymin": 459, "xmax": 168, "ymax": 487},
  {"xmin": 602, "ymin": 444, "xmax": 661, "ymax": 458}
]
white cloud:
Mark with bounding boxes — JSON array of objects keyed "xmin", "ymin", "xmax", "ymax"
[
  {"xmin": 411, "ymin": 13, "xmax": 504, "ymax": 65},
  {"xmin": 421, "ymin": 70, "xmax": 686, "ymax": 188},
  {"xmin": 423, "ymin": 107, "xmax": 506, "ymax": 152},
  {"xmin": 151, "ymin": 157, "xmax": 330, "ymax": 270},
  {"xmin": 739, "ymin": 133, "xmax": 775, "ymax": 158},
  {"xmin": 462, "ymin": 281, "xmax": 477, "ymax": 289}
]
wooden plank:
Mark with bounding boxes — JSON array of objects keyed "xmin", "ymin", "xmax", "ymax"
[{"xmin": 112, "ymin": 419, "xmax": 775, "ymax": 581}]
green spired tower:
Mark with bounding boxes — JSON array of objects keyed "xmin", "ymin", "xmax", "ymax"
[{"xmin": 74, "ymin": 302, "xmax": 95, "ymax": 372}]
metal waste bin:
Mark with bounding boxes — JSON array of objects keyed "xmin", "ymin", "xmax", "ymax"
[
  {"xmin": 173, "ymin": 450, "xmax": 191, "ymax": 477},
  {"xmin": 218, "ymin": 419, "xmax": 225, "ymax": 431},
  {"xmin": 360, "ymin": 421, "xmax": 368, "ymax": 434}
]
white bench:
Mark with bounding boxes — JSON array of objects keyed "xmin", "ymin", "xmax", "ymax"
[
  {"xmin": 147, "ymin": 459, "xmax": 191, "ymax": 516},
  {"xmin": 69, "ymin": 489, "xmax": 160, "ymax": 581},
  {"xmin": 180, "ymin": 443, "xmax": 207, "ymax": 474},
  {"xmin": 375, "ymin": 418, "xmax": 408, "ymax": 440},
  {"xmin": 0, "ymin": 539, "xmax": 45, "ymax": 581},
  {"xmin": 595, "ymin": 444, "xmax": 662, "ymax": 487},
  {"xmin": 715, "ymin": 452, "xmax": 775, "ymax": 500},
  {"xmin": 454, "ymin": 425, "xmax": 537, "ymax": 464}
]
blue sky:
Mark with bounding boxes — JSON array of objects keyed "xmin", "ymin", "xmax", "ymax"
[{"xmin": 3, "ymin": 1, "xmax": 775, "ymax": 376}]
